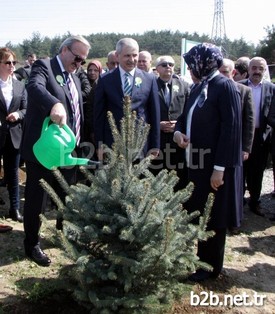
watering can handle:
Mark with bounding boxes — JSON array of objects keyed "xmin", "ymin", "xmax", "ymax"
[
  {"xmin": 41, "ymin": 116, "xmax": 51, "ymax": 133},
  {"xmin": 42, "ymin": 117, "xmax": 76, "ymax": 142}
]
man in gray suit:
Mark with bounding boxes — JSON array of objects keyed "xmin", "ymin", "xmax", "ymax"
[
  {"xmin": 239, "ymin": 57, "xmax": 275, "ymax": 216},
  {"xmin": 151, "ymin": 55, "xmax": 190, "ymax": 191},
  {"xmin": 21, "ymin": 35, "xmax": 90, "ymax": 266}
]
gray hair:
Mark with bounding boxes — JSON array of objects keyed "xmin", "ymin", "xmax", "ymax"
[
  {"xmin": 139, "ymin": 50, "xmax": 152, "ymax": 61},
  {"xmin": 107, "ymin": 50, "xmax": 116, "ymax": 60},
  {"xmin": 59, "ymin": 35, "xmax": 90, "ymax": 53},
  {"xmin": 115, "ymin": 38, "xmax": 139, "ymax": 54},
  {"xmin": 155, "ymin": 55, "xmax": 175, "ymax": 67},
  {"xmin": 222, "ymin": 58, "xmax": 235, "ymax": 71}
]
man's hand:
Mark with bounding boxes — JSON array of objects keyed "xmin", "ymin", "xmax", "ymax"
[
  {"xmin": 149, "ymin": 148, "xmax": 160, "ymax": 158},
  {"xmin": 160, "ymin": 120, "xmax": 177, "ymax": 133},
  {"xmin": 243, "ymin": 151, "xmax": 249, "ymax": 161},
  {"xmin": 210, "ymin": 169, "xmax": 224, "ymax": 191},
  {"xmin": 6, "ymin": 112, "xmax": 20, "ymax": 122},
  {"xmin": 50, "ymin": 103, "xmax": 67, "ymax": 127},
  {"xmin": 173, "ymin": 131, "xmax": 189, "ymax": 148}
]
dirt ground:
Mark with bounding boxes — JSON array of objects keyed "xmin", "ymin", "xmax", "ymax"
[{"xmin": 0, "ymin": 168, "xmax": 275, "ymax": 313}]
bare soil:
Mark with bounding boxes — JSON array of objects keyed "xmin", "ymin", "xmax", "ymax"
[{"xmin": 0, "ymin": 168, "xmax": 275, "ymax": 313}]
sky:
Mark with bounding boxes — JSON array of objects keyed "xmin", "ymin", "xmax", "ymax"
[{"xmin": 1, "ymin": 0, "xmax": 274, "ymax": 47}]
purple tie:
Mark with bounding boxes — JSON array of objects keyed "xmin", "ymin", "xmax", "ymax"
[{"xmin": 66, "ymin": 73, "xmax": 81, "ymax": 145}]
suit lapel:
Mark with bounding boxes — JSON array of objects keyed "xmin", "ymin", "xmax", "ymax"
[
  {"xmin": 261, "ymin": 81, "xmax": 269, "ymax": 112},
  {"xmin": 113, "ymin": 68, "xmax": 123, "ymax": 97},
  {"xmin": 0, "ymin": 88, "xmax": 6, "ymax": 112},
  {"xmin": 157, "ymin": 78, "xmax": 166, "ymax": 105},
  {"xmin": 132, "ymin": 68, "xmax": 144, "ymax": 97},
  {"xmin": 170, "ymin": 78, "xmax": 179, "ymax": 104},
  {"xmin": 8, "ymin": 79, "xmax": 20, "ymax": 113},
  {"xmin": 50, "ymin": 57, "xmax": 71, "ymax": 103}
]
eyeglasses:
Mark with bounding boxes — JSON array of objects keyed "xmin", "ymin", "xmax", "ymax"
[
  {"xmin": 159, "ymin": 62, "xmax": 174, "ymax": 68},
  {"xmin": 67, "ymin": 46, "xmax": 86, "ymax": 65},
  {"xmin": 0, "ymin": 61, "xmax": 17, "ymax": 66}
]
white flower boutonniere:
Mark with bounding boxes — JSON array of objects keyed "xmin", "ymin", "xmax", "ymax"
[
  {"xmin": 172, "ymin": 85, "xmax": 179, "ymax": 93},
  {"xmin": 135, "ymin": 77, "xmax": 142, "ymax": 88},
  {"xmin": 56, "ymin": 75, "xmax": 65, "ymax": 86}
]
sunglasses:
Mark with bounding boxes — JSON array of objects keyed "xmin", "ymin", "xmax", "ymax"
[
  {"xmin": 67, "ymin": 46, "xmax": 86, "ymax": 65},
  {"xmin": 0, "ymin": 61, "xmax": 17, "ymax": 66},
  {"xmin": 160, "ymin": 62, "xmax": 174, "ymax": 68}
]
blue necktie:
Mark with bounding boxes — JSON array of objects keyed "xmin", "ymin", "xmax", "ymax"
[{"xmin": 124, "ymin": 72, "xmax": 132, "ymax": 96}]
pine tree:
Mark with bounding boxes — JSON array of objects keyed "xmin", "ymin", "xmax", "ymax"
[{"xmin": 41, "ymin": 96, "xmax": 214, "ymax": 313}]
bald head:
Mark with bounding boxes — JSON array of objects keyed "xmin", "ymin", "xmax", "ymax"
[
  {"xmin": 219, "ymin": 58, "xmax": 235, "ymax": 80},
  {"xmin": 138, "ymin": 50, "xmax": 152, "ymax": 72}
]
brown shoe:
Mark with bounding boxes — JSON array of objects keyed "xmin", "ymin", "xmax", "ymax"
[{"xmin": 0, "ymin": 224, "xmax": 13, "ymax": 233}]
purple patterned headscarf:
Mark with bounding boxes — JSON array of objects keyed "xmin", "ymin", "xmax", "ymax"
[{"xmin": 183, "ymin": 43, "xmax": 223, "ymax": 80}]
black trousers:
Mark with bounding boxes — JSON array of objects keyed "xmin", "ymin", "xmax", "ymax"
[
  {"xmin": 243, "ymin": 129, "xmax": 270, "ymax": 205},
  {"xmin": 23, "ymin": 161, "xmax": 77, "ymax": 250},
  {"xmin": 197, "ymin": 228, "xmax": 227, "ymax": 276},
  {"xmin": 0, "ymin": 133, "xmax": 20, "ymax": 211}
]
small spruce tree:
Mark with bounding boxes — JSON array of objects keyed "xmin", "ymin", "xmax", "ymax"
[{"xmin": 41, "ymin": 96, "xmax": 214, "ymax": 314}]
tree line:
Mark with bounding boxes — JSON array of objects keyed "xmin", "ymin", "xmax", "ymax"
[{"xmin": 4, "ymin": 26, "xmax": 275, "ymax": 66}]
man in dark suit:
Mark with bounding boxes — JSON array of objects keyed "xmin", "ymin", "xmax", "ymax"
[
  {"xmin": 219, "ymin": 58, "xmax": 255, "ymax": 233},
  {"xmin": 174, "ymin": 43, "xmax": 243, "ymax": 282},
  {"xmin": 239, "ymin": 57, "xmax": 275, "ymax": 216},
  {"xmin": 93, "ymin": 38, "xmax": 160, "ymax": 160},
  {"xmin": 150, "ymin": 55, "xmax": 190, "ymax": 191},
  {"xmin": 219, "ymin": 58, "xmax": 255, "ymax": 161},
  {"xmin": 14, "ymin": 53, "xmax": 37, "ymax": 84},
  {"xmin": 21, "ymin": 35, "xmax": 90, "ymax": 266},
  {"xmin": 267, "ymin": 94, "xmax": 275, "ymax": 220}
]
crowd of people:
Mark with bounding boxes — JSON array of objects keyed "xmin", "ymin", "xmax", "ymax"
[{"xmin": 0, "ymin": 36, "xmax": 275, "ymax": 284}]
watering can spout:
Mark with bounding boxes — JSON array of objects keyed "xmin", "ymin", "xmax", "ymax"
[
  {"xmin": 64, "ymin": 155, "xmax": 101, "ymax": 168},
  {"xmin": 33, "ymin": 117, "xmax": 101, "ymax": 170}
]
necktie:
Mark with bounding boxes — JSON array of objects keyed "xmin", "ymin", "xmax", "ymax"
[
  {"xmin": 124, "ymin": 72, "xmax": 132, "ymax": 96},
  {"xmin": 164, "ymin": 82, "xmax": 170, "ymax": 106},
  {"xmin": 65, "ymin": 73, "xmax": 81, "ymax": 145}
]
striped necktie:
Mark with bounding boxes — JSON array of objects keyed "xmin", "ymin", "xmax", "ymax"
[
  {"xmin": 124, "ymin": 72, "xmax": 132, "ymax": 96},
  {"xmin": 66, "ymin": 73, "xmax": 81, "ymax": 145}
]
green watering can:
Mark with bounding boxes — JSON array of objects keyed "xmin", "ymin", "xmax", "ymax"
[{"xmin": 33, "ymin": 117, "xmax": 99, "ymax": 170}]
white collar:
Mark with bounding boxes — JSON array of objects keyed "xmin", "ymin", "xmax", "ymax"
[{"xmin": 119, "ymin": 65, "xmax": 135, "ymax": 76}]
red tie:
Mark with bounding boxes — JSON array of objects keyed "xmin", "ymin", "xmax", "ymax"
[{"xmin": 66, "ymin": 74, "xmax": 81, "ymax": 145}]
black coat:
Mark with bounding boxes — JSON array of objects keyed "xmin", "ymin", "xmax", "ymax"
[
  {"xmin": 21, "ymin": 57, "xmax": 84, "ymax": 163},
  {"xmin": 175, "ymin": 73, "xmax": 243, "ymax": 228},
  {"xmin": 0, "ymin": 79, "xmax": 27, "ymax": 149}
]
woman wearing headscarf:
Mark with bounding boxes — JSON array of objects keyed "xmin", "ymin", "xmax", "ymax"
[
  {"xmin": 83, "ymin": 60, "xmax": 103, "ymax": 151},
  {"xmin": 174, "ymin": 43, "xmax": 243, "ymax": 282},
  {"xmin": 86, "ymin": 60, "xmax": 103, "ymax": 87}
]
